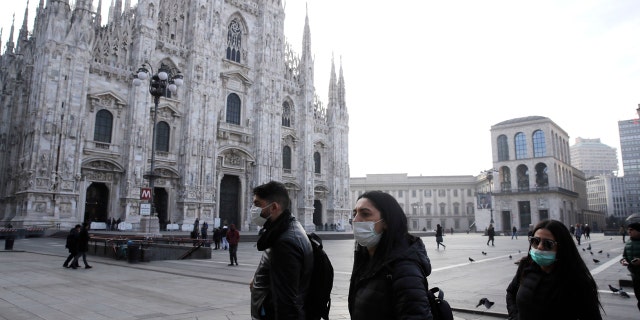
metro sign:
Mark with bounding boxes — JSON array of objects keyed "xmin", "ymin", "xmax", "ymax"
[{"xmin": 140, "ymin": 188, "xmax": 152, "ymax": 200}]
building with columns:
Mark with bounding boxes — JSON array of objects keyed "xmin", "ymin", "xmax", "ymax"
[
  {"xmin": 0, "ymin": 0, "xmax": 350, "ymax": 231},
  {"xmin": 350, "ymin": 116, "xmax": 604, "ymax": 233}
]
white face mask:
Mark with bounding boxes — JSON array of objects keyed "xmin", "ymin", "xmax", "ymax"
[
  {"xmin": 250, "ymin": 203, "xmax": 273, "ymax": 226},
  {"xmin": 353, "ymin": 219, "xmax": 384, "ymax": 248}
]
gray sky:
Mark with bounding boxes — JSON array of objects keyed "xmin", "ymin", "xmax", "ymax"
[{"xmin": 3, "ymin": 0, "xmax": 640, "ymax": 177}]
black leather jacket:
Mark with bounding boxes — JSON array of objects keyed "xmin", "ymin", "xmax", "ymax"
[
  {"xmin": 348, "ymin": 236, "xmax": 433, "ymax": 320},
  {"xmin": 251, "ymin": 211, "xmax": 313, "ymax": 320}
]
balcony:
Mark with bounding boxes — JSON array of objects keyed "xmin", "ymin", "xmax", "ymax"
[
  {"xmin": 84, "ymin": 140, "xmax": 120, "ymax": 155},
  {"xmin": 493, "ymin": 187, "xmax": 579, "ymax": 198}
]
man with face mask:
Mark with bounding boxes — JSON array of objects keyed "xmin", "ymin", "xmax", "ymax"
[{"xmin": 249, "ymin": 181, "xmax": 314, "ymax": 320}]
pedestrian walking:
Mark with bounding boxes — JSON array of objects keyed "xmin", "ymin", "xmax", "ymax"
[
  {"xmin": 574, "ymin": 223, "xmax": 583, "ymax": 245},
  {"xmin": 63, "ymin": 225, "xmax": 81, "ymax": 269},
  {"xmin": 349, "ymin": 190, "xmax": 432, "ymax": 319},
  {"xmin": 221, "ymin": 225, "xmax": 229, "ymax": 250},
  {"xmin": 584, "ymin": 224, "xmax": 591, "ymax": 240},
  {"xmin": 621, "ymin": 226, "xmax": 628, "ymax": 243},
  {"xmin": 249, "ymin": 181, "xmax": 314, "ymax": 319},
  {"xmin": 511, "ymin": 226, "xmax": 518, "ymax": 239},
  {"xmin": 487, "ymin": 224, "xmax": 495, "ymax": 246},
  {"xmin": 76, "ymin": 222, "xmax": 92, "ymax": 269},
  {"xmin": 200, "ymin": 221, "xmax": 209, "ymax": 241},
  {"xmin": 436, "ymin": 223, "xmax": 446, "ymax": 250},
  {"xmin": 213, "ymin": 227, "xmax": 221, "ymax": 249},
  {"xmin": 506, "ymin": 219, "xmax": 602, "ymax": 319},
  {"xmin": 226, "ymin": 224, "xmax": 240, "ymax": 266},
  {"xmin": 620, "ymin": 214, "xmax": 640, "ymax": 312}
]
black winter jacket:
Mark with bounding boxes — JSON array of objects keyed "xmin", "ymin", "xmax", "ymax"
[
  {"xmin": 348, "ymin": 236, "xmax": 433, "ymax": 320},
  {"xmin": 78, "ymin": 227, "xmax": 90, "ymax": 252},
  {"xmin": 506, "ymin": 259, "xmax": 602, "ymax": 320},
  {"xmin": 251, "ymin": 210, "xmax": 314, "ymax": 320}
]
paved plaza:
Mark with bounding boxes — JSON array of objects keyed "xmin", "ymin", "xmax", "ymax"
[{"xmin": 0, "ymin": 232, "xmax": 637, "ymax": 319}]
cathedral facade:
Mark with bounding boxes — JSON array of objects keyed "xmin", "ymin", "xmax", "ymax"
[{"xmin": 0, "ymin": 0, "xmax": 350, "ymax": 231}]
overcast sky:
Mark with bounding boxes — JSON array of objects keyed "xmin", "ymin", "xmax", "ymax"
[{"xmin": 3, "ymin": 1, "xmax": 640, "ymax": 178}]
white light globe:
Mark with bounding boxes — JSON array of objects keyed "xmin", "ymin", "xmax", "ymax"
[
  {"xmin": 137, "ymin": 71, "xmax": 148, "ymax": 80},
  {"xmin": 133, "ymin": 78, "xmax": 142, "ymax": 86},
  {"xmin": 158, "ymin": 71, "xmax": 168, "ymax": 80}
]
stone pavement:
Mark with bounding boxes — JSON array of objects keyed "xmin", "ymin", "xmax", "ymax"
[{"xmin": 0, "ymin": 233, "xmax": 637, "ymax": 319}]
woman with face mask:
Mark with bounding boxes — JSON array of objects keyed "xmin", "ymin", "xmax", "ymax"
[
  {"xmin": 348, "ymin": 191, "xmax": 433, "ymax": 320},
  {"xmin": 506, "ymin": 219, "xmax": 603, "ymax": 319}
]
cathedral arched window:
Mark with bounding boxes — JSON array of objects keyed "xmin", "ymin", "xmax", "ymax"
[
  {"xmin": 226, "ymin": 18, "xmax": 242, "ymax": 63},
  {"xmin": 282, "ymin": 101, "xmax": 292, "ymax": 127},
  {"xmin": 314, "ymin": 152, "xmax": 321, "ymax": 174},
  {"xmin": 515, "ymin": 132, "xmax": 527, "ymax": 160},
  {"xmin": 94, "ymin": 109, "xmax": 113, "ymax": 143},
  {"xmin": 226, "ymin": 93, "xmax": 241, "ymax": 125},
  {"xmin": 497, "ymin": 135, "xmax": 509, "ymax": 161},
  {"xmin": 156, "ymin": 121, "xmax": 170, "ymax": 152},
  {"xmin": 283, "ymin": 146, "xmax": 292, "ymax": 171},
  {"xmin": 533, "ymin": 130, "xmax": 546, "ymax": 157}
]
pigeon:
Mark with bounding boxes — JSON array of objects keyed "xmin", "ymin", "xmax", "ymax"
[
  {"xmin": 620, "ymin": 289, "xmax": 630, "ymax": 298},
  {"xmin": 482, "ymin": 251, "xmax": 487, "ymax": 255},
  {"xmin": 609, "ymin": 285, "xmax": 630, "ymax": 298},
  {"xmin": 610, "ymin": 238, "xmax": 613, "ymax": 240},
  {"xmin": 598, "ymin": 250, "xmax": 603, "ymax": 254},
  {"xmin": 587, "ymin": 244, "xmax": 592, "ymax": 250},
  {"xmin": 607, "ymin": 253, "xmax": 610, "ymax": 258},
  {"xmin": 582, "ymin": 248, "xmax": 586, "ymax": 252},
  {"xmin": 519, "ymin": 250, "xmax": 522, "ymax": 253},
  {"xmin": 593, "ymin": 259, "xmax": 600, "ymax": 263},
  {"xmin": 475, "ymin": 297, "xmax": 494, "ymax": 309},
  {"xmin": 469, "ymin": 257, "xmax": 475, "ymax": 262},
  {"xmin": 509, "ymin": 255, "xmax": 512, "ymax": 259},
  {"xmin": 590, "ymin": 251, "xmax": 593, "ymax": 255}
]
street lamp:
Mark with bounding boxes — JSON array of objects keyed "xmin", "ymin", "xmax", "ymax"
[
  {"xmin": 132, "ymin": 62, "xmax": 184, "ymax": 229},
  {"xmin": 482, "ymin": 169, "xmax": 498, "ymax": 224}
]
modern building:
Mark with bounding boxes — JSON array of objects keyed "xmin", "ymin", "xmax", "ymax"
[
  {"xmin": 586, "ymin": 175, "xmax": 626, "ymax": 219},
  {"xmin": 490, "ymin": 116, "xmax": 603, "ymax": 231},
  {"xmin": 619, "ymin": 107, "xmax": 640, "ymax": 216},
  {"xmin": 0, "ymin": 0, "xmax": 351, "ymax": 231},
  {"xmin": 570, "ymin": 137, "xmax": 619, "ymax": 178},
  {"xmin": 350, "ymin": 174, "xmax": 478, "ymax": 232}
]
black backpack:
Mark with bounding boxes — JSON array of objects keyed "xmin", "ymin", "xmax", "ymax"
[
  {"xmin": 305, "ymin": 232, "xmax": 334, "ymax": 320},
  {"xmin": 385, "ymin": 265, "xmax": 453, "ymax": 320}
]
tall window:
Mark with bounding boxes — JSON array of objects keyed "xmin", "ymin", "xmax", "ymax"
[
  {"xmin": 94, "ymin": 110, "xmax": 113, "ymax": 143},
  {"xmin": 517, "ymin": 164, "xmax": 530, "ymax": 191},
  {"xmin": 226, "ymin": 18, "xmax": 242, "ymax": 63},
  {"xmin": 282, "ymin": 102, "xmax": 292, "ymax": 127},
  {"xmin": 497, "ymin": 135, "xmax": 509, "ymax": 161},
  {"xmin": 535, "ymin": 163, "xmax": 549, "ymax": 188},
  {"xmin": 515, "ymin": 132, "xmax": 527, "ymax": 159},
  {"xmin": 532, "ymin": 130, "xmax": 546, "ymax": 157},
  {"xmin": 226, "ymin": 93, "xmax": 241, "ymax": 125},
  {"xmin": 439, "ymin": 203, "xmax": 446, "ymax": 215},
  {"xmin": 156, "ymin": 121, "xmax": 170, "ymax": 152},
  {"xmin": 314, "ymin": 152, "xmax": 321, "ymax": 174},
  {"xmin": 283, "ymin": 146, "xmax": 292, "ymax": 170},
  {"xmin": 426, "ymin": 203, "xmax": 432, "ymax": 215}
]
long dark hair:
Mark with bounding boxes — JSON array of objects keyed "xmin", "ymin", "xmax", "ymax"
[
  {"xmin": 354, "ymin": 191, "xmax": 411, "ymax": 267},
  {"xmin": 520, "ymin": 219, "xmax": 601, "ymax": 309}
]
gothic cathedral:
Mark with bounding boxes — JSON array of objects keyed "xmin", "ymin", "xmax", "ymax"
[{"xmin": 0, "ymin": 0, "xmax": 350, "ymax": 231}]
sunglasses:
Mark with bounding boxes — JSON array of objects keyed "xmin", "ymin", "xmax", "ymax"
[{"xmin": 528, "ymin": 236, "xmax": 558, "ymax": 251}]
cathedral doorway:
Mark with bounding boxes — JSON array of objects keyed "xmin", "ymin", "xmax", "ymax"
[
  {"xmin": 219, "ymin": 175, "xmax": 240, "ymax": 229},
  {"xmin": 154, "ymin": 188, "xmax": 169, "ymax": 230},
  {"xmin": 85, "ymin": 183, "xmax": 109, "ymax": 223},
  {"xmin": 313, "ymin": 200, "xmax": 323, "ymax": 229}
]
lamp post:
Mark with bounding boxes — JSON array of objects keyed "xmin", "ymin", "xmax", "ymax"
[
  {"xmin": 133, "ymin": 62, "xmax": 183, "ymax": 232},
  {"xmin": 482, "ymin": 169, "xmax": 497, "ymax": 224}
]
